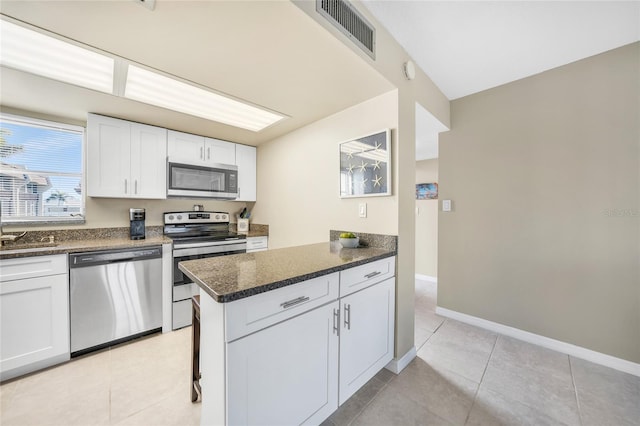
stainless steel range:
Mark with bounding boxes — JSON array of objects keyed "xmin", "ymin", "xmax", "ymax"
[{"xmin": 164, "ymin": 211, "xmax": 246, "ymax": 329}]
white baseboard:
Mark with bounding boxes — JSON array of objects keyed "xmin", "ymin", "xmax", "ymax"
[
  {"xmin": 385, "ymin": 346, "xmax": 416, "ymax": 374},
  {"xmin": 436, "ymin": 307, "xmax": 640, "ymax": 378},
  {"xmin": 415, "ymin": 274, "xmax": 437, "ymax": 283}
]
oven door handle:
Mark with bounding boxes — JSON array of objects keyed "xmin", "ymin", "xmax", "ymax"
[{"xmin": 173, "ymin": 244, "xmax": 247, "ymax": 257}]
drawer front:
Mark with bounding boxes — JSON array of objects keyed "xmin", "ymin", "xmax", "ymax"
[
  {"xmin": 339, "ymin": 256, "xmax": 396, "ymax": 297},
  {"xmin": 172, "ymin": 300, "xmax": 193, "ymax": 329},
  {"xmin": 225, "ymin": 272, "xmax": 339, "ymax": 342},
  {"xmin": 0, "ymin": 255, "xmax": 67, "ymax": 282},
  {"xmin": 246, "ymin": 236, "xmax": 268, "ymax": 250}
]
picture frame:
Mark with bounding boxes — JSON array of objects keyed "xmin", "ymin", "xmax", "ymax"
[
  {"xmin": 339, "ymin": 129, "xmax": 391, "ymax": 198},
  {"xmin": 416, "ymin": 183, "xmax": 438, "ymax": 200}
]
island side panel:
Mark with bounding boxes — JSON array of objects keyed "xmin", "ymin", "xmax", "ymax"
[{"xmin": 200, "ymin": 294, "xmax": 227, "ymax": 426}]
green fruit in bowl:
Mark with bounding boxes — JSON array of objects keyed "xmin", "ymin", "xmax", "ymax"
[{"xmin": 340, "ymin": 232, "xmax": 357, "ymax": 239}]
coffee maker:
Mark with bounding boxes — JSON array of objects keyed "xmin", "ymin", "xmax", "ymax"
[{"xmin": 129, "ymin": 208, "xmax": 146, "ymax": 240}]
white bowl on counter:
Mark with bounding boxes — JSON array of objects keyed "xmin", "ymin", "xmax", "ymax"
[{"xmin": 339, "ymin": 237, "xmax": 359, "ymax": 248}]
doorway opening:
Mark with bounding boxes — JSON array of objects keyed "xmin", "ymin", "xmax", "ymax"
[{"xmin": 414, "ymin": 103, "xmax": 448, "ymax": 351}]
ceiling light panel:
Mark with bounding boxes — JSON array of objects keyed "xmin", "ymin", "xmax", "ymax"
[
  {"xmin": 0, "ymin": 19, "xmax": 114, "ymax": 94},
  {"xmin": 125, "ymin": 65, "xmax": 285, "ymax": 132}
]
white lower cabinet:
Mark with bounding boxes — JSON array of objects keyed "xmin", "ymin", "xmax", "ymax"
[
  {"xmin": 0, "ymin": 255, "xmax": 70, "ymax": 381},
  {"xmin": 199, "ymin": 256, "xmax": 396, "ymax": 426},
  {"xmin": 227, "ymin": 302, "xmax": 339, "ymax": 425},
  {"xmin": 246, "ymin": 236, "xmax": 268, "ymax": 253},
  {"xmin": 339, "ymin": 277, "xmax": 395, "ymax": 404}
]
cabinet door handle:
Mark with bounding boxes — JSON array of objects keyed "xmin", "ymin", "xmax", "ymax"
[
  {"xmin": 134, "ymin": 180, "xmax": 138, "ymax": 194},
  {"xmin": 364, "ymin": 271, "xmax": 381, "ymax": 279},
  {"xmin": 124, "ymin": 179, "xmax": 128, "ymax": 194},
  {"xmin": 200, "ymin": 146, "xmax": 203, "ymax": 160},
  {"xmin": 344, "ymin": 303, "xmax": 351, "ymax": 330},
  {"xmin": 207, "ymin": 147, "xmax": 211, "ymax": 160},
  {"xmin": 280, "ymin": 296, "xmax": 309, "ymax": 309},
  {"xmin": 333, "ymin": 308, "xmax": 340, "ymax": 335}
]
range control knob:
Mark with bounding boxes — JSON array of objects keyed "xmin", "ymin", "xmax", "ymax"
[
  {"xmin": 222, "ymin": 214, "xmax": 228, "ymax": 220},
  {"xmin": 168, "ymin": 215, "xmax": 174, "ymax": 221},
  {"xmin": 177, "ymin": 215, "xmax": 182, "ymax": 220},
  {"xmin": 215, "ymin": 215, "xmax": 220, "ymax": 220}
]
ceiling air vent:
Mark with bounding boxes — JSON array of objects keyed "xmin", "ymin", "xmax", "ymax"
[{"xmin": 316, "ymin": 0, "xmax": 376, "ymax": 59}]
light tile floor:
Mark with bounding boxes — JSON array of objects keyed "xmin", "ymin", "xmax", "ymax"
[
  {"xmin": 326, "ymin": 279, "xmax": 640, "ymax": 426},
  {"xmin": 2, "ymin": 279, "xmax": 639, "ymax": 426},
  {"xmin": 1, "ymin": 328, "xmax": 200, "ymax": 426}
]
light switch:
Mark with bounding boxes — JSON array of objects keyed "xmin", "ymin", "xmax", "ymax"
[
  {"xmin": 359, "ymin": 203, "xmax": 367, "ymax": 218},
  {"xmin": 442, "ymin": 199, "xmax": 452, "ymax": 212}
]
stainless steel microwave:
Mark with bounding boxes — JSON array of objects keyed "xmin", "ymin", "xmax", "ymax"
[{"xmin": 167, "ymin": 159, "xmax": 238, "ymax": 199}]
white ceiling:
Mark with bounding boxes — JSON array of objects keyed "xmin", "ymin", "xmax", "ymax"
[
  {"xmin": 362, "ymin": 1, "xmax": 640, "ymax": 100},
  {"xmin": 0, "ymin": 1, "xmax": 393, "ymax": 146},
  {"xmin": 362, "ymin": 0, "xmax": 640, "ymax": 160},
  {"xmin": 2, "ymin": 1, "xmax": 638, "ymax": 161}
]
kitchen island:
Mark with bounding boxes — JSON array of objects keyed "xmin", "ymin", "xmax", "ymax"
[{"xmin": 178, "ymin": 240, "xmax": 397, "ymax": 426}]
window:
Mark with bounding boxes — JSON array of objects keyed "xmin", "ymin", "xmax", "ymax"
[{"xmin": 0, "ymin": 113, "xmax": 84, "ymax": 224}]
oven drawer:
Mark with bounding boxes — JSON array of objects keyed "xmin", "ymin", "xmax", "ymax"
[
  {"xmin": 173, "ymin": 300, "xmax": 193, "ymax": 329},
  {"xmin": 224, "ymin": 272, "xmax": 339, "ymax": 342},
  {"xmin": 173, "ymin": 283, "xmax": 200, "ymax": 302}
]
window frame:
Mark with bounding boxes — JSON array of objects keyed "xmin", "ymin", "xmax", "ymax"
[{"xmin": 0, "ymin": 113, "xmax": 86, "ymax": 226}]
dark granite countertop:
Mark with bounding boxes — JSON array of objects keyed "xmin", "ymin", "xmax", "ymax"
[
  {"xmin": 0, "ymin": 236, "xmax": 172, "ymax": 260},
  {"xmin": 0, "ymin": 223, "xmax": 269, "ymax": 259},
  {"xmin": 178, "ymin": 241, "xmax": 396, "ymax": 303}
]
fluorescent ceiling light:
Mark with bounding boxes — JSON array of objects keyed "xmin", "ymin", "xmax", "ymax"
[
  {"xmin": 125, "ymin": 65, "xmax": 285, "ymax": 132},
  {"xmin": 0, "ymin": 19, "xmax": 114, "ymax": 94}
]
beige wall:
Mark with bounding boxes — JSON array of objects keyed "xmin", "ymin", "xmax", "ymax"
[
  {"xmin": 252, "ymin": 91, "xmax": 399, "ymax": 249},
  {"xmin": 439, "ymin": 42, "xmax": 640, "ymax": 363},
  {"xmin": 274, "ymin": 2, "xmax": 451, "ymax": 361},
  {"xmin": 415, "ymin": 159, "xmax": 438, "ymax": 277},
  {"xmin": 84, "ymin": 198, "xmax": 249, "ymax": 228}
]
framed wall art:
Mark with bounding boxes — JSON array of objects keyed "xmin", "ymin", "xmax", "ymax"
[
  {"xmin": 416, "ymin": 183, "xmax": 438, "ymax": 200},
  {"xmin": 339, "ymin": 129, "xmax": 391, "ymax": 198}
]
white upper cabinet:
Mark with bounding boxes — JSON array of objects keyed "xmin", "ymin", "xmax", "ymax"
[
  {"xmin": 205, "ymin": 138, "xmax": 236, "ymax": 165},
  {"xmin": 235, "ymin": 144, "xmax": 257, "ymax": 202},
  {"xmin": 167, "ymin": 132, "xmax": 236, "ymax": 165},
  {"xmin": 167, "ymin": 130, "xmax": 205, "ymax": 162},
  {"xmin": 87, "ymin": 114, "xmax": 167, "ymax": 199}
]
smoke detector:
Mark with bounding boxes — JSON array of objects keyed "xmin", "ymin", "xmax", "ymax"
[{"xmin": 403, "ymin": 60, "xmax": 416, "ymax": 80}]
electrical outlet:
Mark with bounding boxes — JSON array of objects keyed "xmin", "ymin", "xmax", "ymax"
[
  {"xmin": 442, "ymin": 199, "xmax": 452, "ymax": 212},
  {"xmin": 359, "ymin": 203, "xmax": 367, "ymax": 218}
]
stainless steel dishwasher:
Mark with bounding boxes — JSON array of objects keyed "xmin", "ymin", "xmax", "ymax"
[{"xmin": 69, "ymin": 246, "xmax": 162, "ymax": 356}]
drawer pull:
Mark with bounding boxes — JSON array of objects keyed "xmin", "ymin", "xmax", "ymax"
[
  {"xmin": 280, "ymin": 296, "xmax": 310, "ymax": 309},
  {"xmin": 344, "ymin": 303, "xmax": 351, "ymax": 330},
  {"xmin": 364, "ymin": 271, "xmax": 381, "ymax": 279}
]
